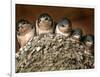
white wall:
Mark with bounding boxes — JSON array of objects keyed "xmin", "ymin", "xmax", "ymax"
[{"xmin": 0, "ymin": 0, "xmax": 100, "ymax": 77}]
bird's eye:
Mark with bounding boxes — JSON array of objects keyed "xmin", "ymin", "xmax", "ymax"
[
  {"xmin": 45, "ymin": 17, "xmax": 48, "ymax": 20},
  {"xmin": 61, "ymin": 24, "xmax": 65, "ymax": 27},
  {"xmin": 17, "ymin": 26, "xmax": 19, "ymax": 29},
  {"xmin": 86, "ymin": 40, "xmax": 91, "ymax": 42},
  {"xmin": 38, "ymin": 19, "xmax": 41, "ymax": 23},
  {"xmin": 77, "ymin": 33, "xmax": 80, "ymax": 35}
]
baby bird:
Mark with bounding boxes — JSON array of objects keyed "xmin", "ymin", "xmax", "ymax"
[
  {"xmin": 71, "ymin": 28, "xmax": 83, "ymax": 42},
  {"xmin": 83, "ymin": 35, "xmax": 94, "ymax": 55},
  {"xmin": 36, "ymin": 13, "xmax": 54, "ymax": 35},
  {"xmin": 83, "ymin": 35, "xmax": 94, "ymax": 48},
  {"xmin": 55, "ymin": 17, "xmax": 72, "ymax": 37},
  {"xmin": 16, "ymin": 19, "xmax": 35, "ymax": 49}
]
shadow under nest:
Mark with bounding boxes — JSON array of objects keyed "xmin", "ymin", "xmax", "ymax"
[{"xmin": 16, "ymin": 34, "xmax": 94, "ymax": 73}]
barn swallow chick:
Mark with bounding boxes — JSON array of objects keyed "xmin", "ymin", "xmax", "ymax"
[
  {"xmin": 83, "ymin": 35, "xmax": 94, "ymax": 48},
  {"xmin": 16, "ymin": 19, "xmax": 35, "ymax": 49},
  {"xmin": 55, "ymin": 17, "xmax": 72, "ymax": 37},
  {"xmin": 71, "ymin": 28, "xmax": 83, "ymax": 42},
  {"xmin": 36, "ymin": 13, "xmax": 54, "ymax": 35},
  {"xmin": 83, "ymin": 35, "xmax": 94, "ymax": 55}
]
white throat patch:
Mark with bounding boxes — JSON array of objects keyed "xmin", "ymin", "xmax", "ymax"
[{"xmin": 56, "ymin": 25, "xmax": 70, "ymax": 37}]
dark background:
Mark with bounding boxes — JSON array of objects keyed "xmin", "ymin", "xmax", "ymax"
[{"xmin": 16, "ymin": 4, "xmax": 94, "ymax": 52}]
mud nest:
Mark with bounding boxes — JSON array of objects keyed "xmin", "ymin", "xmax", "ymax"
[{"xmin": 16, "ymin": 34, "xmax": 94, "ymax": 73}]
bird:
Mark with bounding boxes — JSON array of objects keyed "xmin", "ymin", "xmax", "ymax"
[
  {"xmin": 83, "ymin": 35, "xmax": 94, "ymax": 48},
  {"xmin": 36, "ymin": 13, "xmax": 54, "ymax": 35},
  {"xmin": 55, "ymin": 17, "xmax": 72, "ymax": 37},
  {"xmin": 83, "ymin": 35, "xmax": 94, "ymax": 55},
  {"xmin": 70, "ymin": 28, "xmax": 83, "ymax": 42},
  {"xmin": 16, "ymin": 19, "xmax": 35, "ymax": 48}
]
